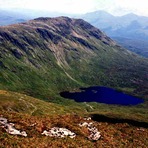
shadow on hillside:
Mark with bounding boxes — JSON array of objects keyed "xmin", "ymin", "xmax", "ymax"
[{"xmin": 91, "ymin": 114, "xmax": 148, "ymax": 128}]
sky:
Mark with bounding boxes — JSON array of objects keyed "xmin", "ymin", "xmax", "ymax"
[{"xmin": 0, "ymin": 0, "xmax": 148, "ymax": 16}]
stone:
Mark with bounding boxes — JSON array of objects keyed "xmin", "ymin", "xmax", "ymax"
[
  {"xmin": 0, "ymin": 117, "xmax": 27, "ymax": 137},
  {"xmin": 79, "ymin": 119, "xmax": 101, "ymax": 141},
  {"xmin": 0, "ymin": 117, "xmax": 7, "ymax": 125},
  {"xmin": 88, "ymin": 131, "xmax": 101, "ymax": 141},
  {"xmin": 42, "ymin": 127, "xmax": 76, "ymax": 138},
  {"xmin": 79, "ymin": 122, "xmax": 89, "ymax": 127},
  {"xmin": 84, "ymin": 117, "xmax": 91, "ymax": 121},
  {"xmin": 5, "ymin": 123, "xmax": 27, "ymax": 137}
]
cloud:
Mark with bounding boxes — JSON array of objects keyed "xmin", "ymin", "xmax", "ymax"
[
  {"xmin": 0, "ymin": 0, "xmax": 148, "ymax": 16},
  {"xmin": 0, "ymin": 0, "xmax": 96, "ymax": 14},
  {"xmin": 110, "ymin": 0, "xmax": 148, "ymax": 16}
]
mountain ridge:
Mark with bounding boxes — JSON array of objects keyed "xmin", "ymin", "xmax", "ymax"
[
  {"xmin": 80, "ymin": 10, "xmax": 148, "ymax": 57},
  {"xmin": 0, "ymin": 16, "xmax": 147, "ymax": 99},
  {"xmin": 0, "ymin": 16, "xmax": 148, "ymax": 147}
]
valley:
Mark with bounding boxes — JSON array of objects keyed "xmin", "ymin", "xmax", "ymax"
[
  {"xmin": 0, "ymin": 17, "xmax": 147, "ymax": 98},
  {"xmin": 0, "ymin": 16, "xmax": 148, "ymax": 147}
]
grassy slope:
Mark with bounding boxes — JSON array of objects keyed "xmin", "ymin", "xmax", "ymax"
[
  {"xmin": 0, "ymin": 17, "xmax": 147, "ymax": 99},
  {"xmin": 0, "ymin": 90, "xmax": 148, "ymax": 147},
  {"xmin": 0, "ymin": 17, "xmax": 148, "ymax": 147}
]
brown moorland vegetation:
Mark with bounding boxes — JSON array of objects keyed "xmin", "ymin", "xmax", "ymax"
[{"xmin": 0, "ymin": 90, "xmax": 148, "ymax": 148}]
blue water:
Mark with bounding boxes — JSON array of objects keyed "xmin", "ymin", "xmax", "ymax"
[{"xmin": 60, "ymin": 86, "xmax": 144, "ymax": 106}]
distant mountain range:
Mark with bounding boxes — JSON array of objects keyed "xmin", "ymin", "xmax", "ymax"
[
  {"xmin": 0, "ymin": 10, "xmax": 30, "ymax": 25},
  {"xmin": 1, "ymin": 9, "xmax": 148, "ymax": 57},
  {"xmin": 80, "ymin": 11, "xmax": 148, "ymax": 57},
  {"xmin": 1, "ymin": 9, "xmax": 148, "ymax": 42},
  {"xmin": 0, "ymin": 9, "xmax": 73, "ymax": 26}
]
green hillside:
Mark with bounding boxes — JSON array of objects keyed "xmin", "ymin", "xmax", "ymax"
[
  {"xmin": 0, "ymin": 17, "xmax": 147, "ymax": 100},
  {"xmin": 0, "ymin": 17, "xmax": 148, "ymax": 123},
  {"xmin": 0, "ymin": 90, "xmax": 148, "ymax": 147},
  {"xmin": 0, "ymin": 17, "xmax": 148, "ymax": 147}
]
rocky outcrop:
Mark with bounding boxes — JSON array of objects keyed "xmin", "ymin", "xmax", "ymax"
[
  {"xmin": 79, "ymin": 118, "xmax": 101, "ymax": 141},
  {"xmin": 0, "ymin": 116, "xmax": 101, "ymax": 140},
  {"xmin": 42, "ymin": 127, "xmax": 76, "ymax": 138},
  {"xmin": 0, "ymin": 117, "xmax": 27, "ymax": 137},
  {"xmin": 36, "ymin": 28, "xmax": 62, "ymax": 44},
  {"xmin": 42, "ymin": 117, "xmax": 101, "ymax": 140}
]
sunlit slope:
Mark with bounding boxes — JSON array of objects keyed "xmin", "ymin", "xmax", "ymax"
[{"xmin": 0, "ymin": 17, "xmax": 147, "ymax": 99}]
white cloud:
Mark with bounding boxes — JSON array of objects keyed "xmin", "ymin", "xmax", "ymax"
[
  {"xmin": 0, "ymin": 0, "xmax": 148, "ymax": 16},
  {"xmin": 112, "ymin": 0, "xmax": 148, "ymax": 16},
  {"xmin": 0, "ymin": 0, "xmax": 96, "ymax": 14}
]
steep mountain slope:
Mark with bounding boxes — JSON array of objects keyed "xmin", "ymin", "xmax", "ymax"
[
  {"xmin": 80, "ymin": 11, "xmax": 148, "ymax": 57},
  {"xmin": 0, "ymin": 17, "xmax": 148, "ymax": 99}
]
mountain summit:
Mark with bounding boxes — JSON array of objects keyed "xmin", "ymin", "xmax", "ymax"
[
  {"xmin": 80, "ymin": 11, "xmax": 148, "ymax": 57},
  {"xmin": 0, "ymin": 17, "xmax": 147, "ymax": 98}
]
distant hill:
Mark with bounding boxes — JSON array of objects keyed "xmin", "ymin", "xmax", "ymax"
[
  {"xmin": 0, "ymin": 10, "xmax": 30, "ymax": 26},
  {"xmin": 0, "ymin": 17, "xmax": 147, "ymax": 99},
  {"xmin": 0, "ymin": 9, "xmax": 73, "ymax": 26},
  {"xmin": 112, "ymin": 37, "xmax": 148, "ymax": 58},
  {"xmin": 80, "ymin": 11, "xmax": 148, "ymax": 57},
  {"xmin": 1, "ymin": 9, "xmax": 148, "ymax": 57}
]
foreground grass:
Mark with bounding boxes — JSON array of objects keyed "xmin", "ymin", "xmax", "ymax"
[
  {"xmin": 0, "ymin": 90, "xmax": 148, "ymax": 147},
  {"xmin": 0, "ymin": 111, "xmax": 148, "ymax": 148}
]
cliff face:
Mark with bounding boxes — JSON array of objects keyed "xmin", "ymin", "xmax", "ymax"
[{"xmin": 0, "ymin": 17, "xmax": 147, "ymax": 98}]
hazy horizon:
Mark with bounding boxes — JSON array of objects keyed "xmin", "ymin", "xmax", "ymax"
[{"xmin": 0, "ymin": 0, "xmax": 148, "ymax": 17}]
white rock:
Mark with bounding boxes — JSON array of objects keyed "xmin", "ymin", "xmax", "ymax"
[
  {"xmin": 79, "ymin": 122, "xmax": 89, "ymax": 127},
  {"xmin": 0, "ymin": 117, "xmax": 27, "ymax": 137},
  {"xmin": 84, "ymin": 117, "xmax": 91, "ymax": 121},
  {"xmin": 88, "ymin": 131, "xmax": 101, "ymax": 140},
  {"xmin": 0, "ymin": 117, "xmax": 7, "ymax": 125},
  {"xmin": 21, "ymin": 131, "xmax": 27, "ymax": 137},
  {"xmin": 42, "ymin": 127, "xmax": 76, "ymax": 138},
  {"xmin": 42, "ymin": 130, "xmax": 48, "ymax": 135},
  {"xmin": 5, "ymin": 123, "xmax": 27, "ymax": 137},
  {"xmin": 79, "ymin": 121, "xmax": 101, "ymax": 141}
]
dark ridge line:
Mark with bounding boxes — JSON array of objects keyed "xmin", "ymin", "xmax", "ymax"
[{"xmin": 91, "ymin": 114, "xmax": 148, "ymax": 128}]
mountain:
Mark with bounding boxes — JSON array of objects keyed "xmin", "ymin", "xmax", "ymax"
[
  {"xmin": 112, "ymin": 37, "xmax": 148, "ymax": 58},
  {"xmin": 1, "ymin": 9, "xmax": 148, "ymax": 57},
  {"xmin": 0, "ymin": 16, "xmax": 147, "ymax": 99},
  {"xmin": 80, "ymin": 11, "xmax": 148, "ymax": 57},
  {"xmin": 0, "ymin": 10, "xmax": 30, "ymax": 26},
  {"xmin": 0, "ymin": 9, "xmax": 74, "ymax": 26},
  {"xmin": 0, "ymin": 17, "xmax": 148, "ymax": 147}
]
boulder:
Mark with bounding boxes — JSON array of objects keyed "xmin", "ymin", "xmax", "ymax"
[
  {"xmin": 0, "ymin": 117, "xmax": 27, "ymax": 137},
  {"xmin": 42, "ymin": 127, "xmax": 76, "ymax": 138},
  {"xmin": 79, "ymin": 119, "xmax": 101, "ymax": 141}
]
